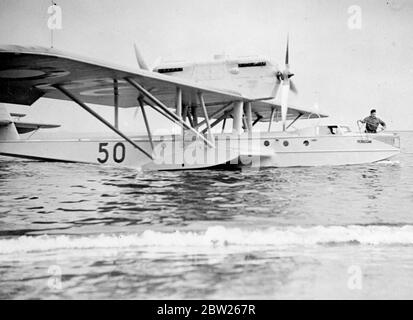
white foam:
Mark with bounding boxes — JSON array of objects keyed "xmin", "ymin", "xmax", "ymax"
[
  {"xmin": 1, "ymin": 225, "xmax": 413, "ymax": 255},
  {"xmin": 376, "ymin": 160, "xmax": 400, "ymax": 165}
]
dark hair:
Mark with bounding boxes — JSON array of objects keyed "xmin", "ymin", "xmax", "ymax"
[{"xmin": 370, "ymin": 109, "xmax": 376, "ymax": 114}]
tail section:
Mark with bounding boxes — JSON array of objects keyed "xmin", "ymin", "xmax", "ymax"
[{"xmin": 0, "ymin": 104, "xmax": 19, "ymax": 140}]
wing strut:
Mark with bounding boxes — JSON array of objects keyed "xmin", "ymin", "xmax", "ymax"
[
  {"xmin": 182, "ymin": 104, "xmax": 188, "ymax": 122},
  {"xmin": 268, "ymin": 107, "xmax": 276, "ymax": 132},
  {"xmin": 186, "ymin": 108, "xmax": 194, "ymax": 128},
  {"xmin": 175, "ymin": 87, "xmax": 182, "ymax": 119},
  {"xmin": 194, "ymin": 102, "xmax": 233, "ymax": 130},
  {"xmin": 252, "ymin": 114, "xmax": 263, "ymax": 127},
  {"xmin": 286, "ymin": 113, "xmax": 303, "ymax": 130},
  {"xmin": 53, "ymin": 84, "xmax": 153, "ymax": 160},
  {"xmin": 124, "ymin": 77, "xmax": 214, "ymax": 148},
  {"xmin": 138, "ymin": 97, "xmax": 154, "ymax": 151},
  {"xmin": 244, "ymin": 102, "xmax": 253, "ymax": 132},
  {"xmin": 141, "ymin": 97, "xmax": 177, "ymax": 124},
  {"xmin": 198, "ymin": 92, "xmax": 214, "ymax": 146},
  {"xmin": 202, "ymin": 111, "xmax": 229, "ymax": 134},
  {"xmin": 222, "ymin": 116, "xmax": 227, "ymax": 133},
  {"xmin": 113, "ymin": 79, "xmax": 119, "ymax": 129}
]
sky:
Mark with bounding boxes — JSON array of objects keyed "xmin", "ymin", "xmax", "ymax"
[{"xmin": 0, "ymin": 0, "xmax": 412, "ymax": 134}]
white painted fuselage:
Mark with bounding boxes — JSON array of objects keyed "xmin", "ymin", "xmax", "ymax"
[{"xmin": 0, "ymin": 127, "xmax": 400, "ymax": 170}]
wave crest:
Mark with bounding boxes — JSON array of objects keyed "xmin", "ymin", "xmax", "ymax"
[{"xmin": 1, "ymin": 225, "xmax": 413, "ymax": 254}]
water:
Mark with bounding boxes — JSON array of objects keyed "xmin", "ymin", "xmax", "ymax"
[{"xmin": 0, "ymin": 132, "xmax": 412, "ymax": 299}]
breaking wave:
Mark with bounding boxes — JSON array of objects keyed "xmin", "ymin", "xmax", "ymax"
[{"xmin": 1, "ymin": 225, "xmax": 413, "ymax": 254}]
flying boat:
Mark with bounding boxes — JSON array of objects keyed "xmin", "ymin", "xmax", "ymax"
[{"xmin": 0, "ymin": 41, "xmax": 400, "ymax": 170}]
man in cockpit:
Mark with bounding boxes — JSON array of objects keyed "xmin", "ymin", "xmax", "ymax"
[{"xmin": 360, "ymin": 109, "xmax": 386, "ymax": 133}]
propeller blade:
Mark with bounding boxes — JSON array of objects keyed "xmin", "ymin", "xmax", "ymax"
[
  {"xmin": 271, "ymin": 78, "xmax": 281, "ymax": 98},
  {"xmin": 281, "ymin": 83, "xmax": 290, "ymax": 131},
  {"xmin": 285, "ymin": 35, "xmax": 289, "ymax": 67},
  {"xmin": 290, "ymin": 80, "xmax": 298, "ymax": 94},
  {"xmin": 134, "ymin": 43, "xmax": 150, "ymax": 71}
]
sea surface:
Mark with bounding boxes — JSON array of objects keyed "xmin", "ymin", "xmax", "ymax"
[{"xmin": 0, "ymin": 132, "xmax": 412, "ymax": 299}]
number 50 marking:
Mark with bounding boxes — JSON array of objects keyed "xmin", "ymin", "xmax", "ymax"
[{"xmin": 97, "ymin": 142, "xmax": 126, "ymax": 163}]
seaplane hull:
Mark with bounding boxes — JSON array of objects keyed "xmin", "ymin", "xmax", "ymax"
[
  {"xmin": 236, "ymin": 133, "xmax": 400, "ymax": 168},
  {"xmin": 0, "ymin": 131, "xmax": 400, "ymax": 170},
  {"xmin": 0, "ymin": 136, "xmax": 242, "ymax": 170}
]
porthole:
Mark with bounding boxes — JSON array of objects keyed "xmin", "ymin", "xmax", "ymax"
[
  {"xmin": 264, "ymin": 140, "xmax": 270, "ymax": 147},
  {"xmin": 283, "ymin": 141, "xmax": 289, "ymax": 147},
  {"xmin": 303, "ymin": 140, "xmax": 309, "ymax": 146}
]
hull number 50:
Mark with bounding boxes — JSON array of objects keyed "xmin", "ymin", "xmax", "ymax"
[{"xmin": 97, "ymin": 142, "xmax": 126, "ymax": 163}]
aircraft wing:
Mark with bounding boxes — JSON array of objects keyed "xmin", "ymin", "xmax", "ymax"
[
  {"xmin": 0, "ymin": 45, "xmax": 326, "ymax": 122},
  {"xmin": 248, "ymin": 99, "xmax": 326, "ymax": 123}
]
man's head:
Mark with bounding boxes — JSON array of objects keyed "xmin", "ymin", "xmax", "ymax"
[{"xmin": 370, "ymin": 109, "xmax": 377, "ymax": 117}]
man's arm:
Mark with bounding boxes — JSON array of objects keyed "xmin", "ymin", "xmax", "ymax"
[
  {"xmin": 379, "ymin": 119, "xmax": 386, "ymax": 128},
  {"xmin": 359, "ymin": 117, "xmax": 368, "ymax": 123}
]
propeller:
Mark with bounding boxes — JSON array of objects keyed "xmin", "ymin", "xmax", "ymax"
[{"xmin": 275, "ymin": 36, "xmax": 298, "ymax": 131}]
